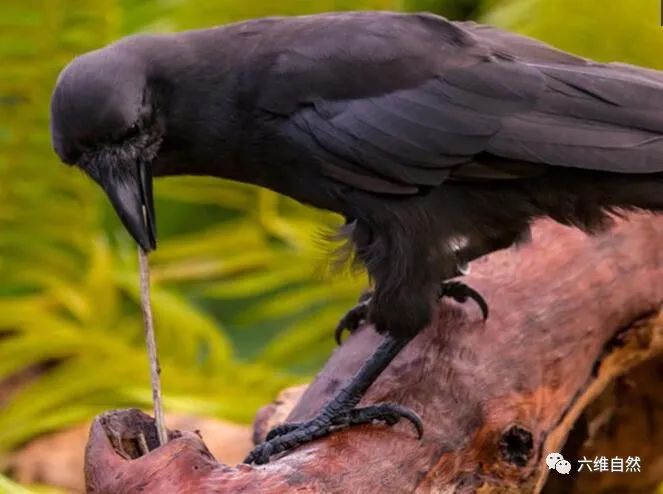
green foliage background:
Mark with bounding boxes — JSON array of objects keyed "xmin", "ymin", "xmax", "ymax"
[{"xmin": 1, "ymin": 0, "xmax": 661, "ymax": 491}]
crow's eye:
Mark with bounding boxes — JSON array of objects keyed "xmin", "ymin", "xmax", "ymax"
[
  {"xmin": 108, "ymin": 123, "xmax": 140, "ymax": 144},
  {"xmin": 123, "ymin": 123, "xmax": 141, "ymax": 140}
]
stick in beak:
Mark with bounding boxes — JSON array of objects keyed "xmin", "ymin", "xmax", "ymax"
[
  {"xmin": 100, "ymin": 159, "xmax": 165, "ymax": 446},
  {"xmin": 129, "ymin": 160, "xmax": 167, "ymax": 446},
  {"xmin": 138, "ymin": 245, "xmax": 168, "ymax": 447},
  {"xmin": 80, "ymin": 154, "xmax": 163, "ymax": 445}
]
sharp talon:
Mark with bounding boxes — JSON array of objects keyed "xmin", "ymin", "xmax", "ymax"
[
  {"xmin": 438, "ymin": 281, "xmax": 489, "ymax": 321},
  {"xmin": 345, "ymin": 403, "xmax": 424, "ymax": 439},
  {"xmin": 393, "ymin": 405, "xmax": 424, "ymax": 439},
  {"xmin": 334, "ymin": 298, "xmax": 370, "ymax": 345},
  {"xmin": 334, "ymin": 320, "xmax": 347, "ymax": 346},
  {"xmin": 462, "ymin": 285, "xmax": 489, "ymax": 321}
]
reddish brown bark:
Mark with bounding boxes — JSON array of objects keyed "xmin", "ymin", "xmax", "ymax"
[{"xmin": 84, "ymin": 215, "xmax": 663, "ymax": 493}]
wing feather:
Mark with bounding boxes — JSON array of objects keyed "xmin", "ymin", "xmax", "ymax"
[{"xmin": 254, "ymin": 13, "xmax": 663, "ymax": 193}]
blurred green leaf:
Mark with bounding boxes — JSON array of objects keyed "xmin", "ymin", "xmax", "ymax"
[
  {"xmin": 482, "ymin": 0, "xmax": 663, "ymax": 69},
  {"xmin": 0, "ymin": 474, "xmax": 35, "ymax": 494}
]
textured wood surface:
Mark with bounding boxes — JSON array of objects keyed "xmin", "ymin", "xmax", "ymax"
[{"xmin": 84, "ymin": 215, "xmax": 663, "ymax": 493}]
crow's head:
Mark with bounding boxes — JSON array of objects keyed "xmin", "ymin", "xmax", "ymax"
[{"xmin": 50, "ymin": 46, "xmax": 161, "ymax": 251}]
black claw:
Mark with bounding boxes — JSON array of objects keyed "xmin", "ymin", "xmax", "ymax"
[
  {"xmin": 244, "ymin": 402, "xmax": 423, "ymax": 464},
  {"xmin": 334, "ymin": 299, "xmax": 370, "ymax": 345},
  {"xmin": 472, "ymin": 290, "xmax": 489, "ymax": 321},
  {"xmin": 454, "ymin": 283, "xmax": 489, "ymax": 321},
  {"xmin": 333, "ymin": 319, "xmax": 348, "ymax": 346},
  {"xmin": 344, "ymin": 403, "xmax": 424, "ymax": 439},
  {"xmin": 438, "ymin": 281, "xmax": 489, "ymax": 321}
]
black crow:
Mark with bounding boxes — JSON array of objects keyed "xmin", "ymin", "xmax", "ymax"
[{"xmin": 50, "ymin": 12, "xmax": 663, "ymax": 464}]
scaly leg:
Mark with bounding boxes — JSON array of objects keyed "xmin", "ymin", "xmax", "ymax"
[{"xmin": 244, "ymin": 334, "xmax": 421, "ymax": 465}]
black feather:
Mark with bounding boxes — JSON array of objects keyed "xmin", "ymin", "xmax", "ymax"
[{"xmin": 51, "ymin": 11, "xmax": 663, "ymax": 338}]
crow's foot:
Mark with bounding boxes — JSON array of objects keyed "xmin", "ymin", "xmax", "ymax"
[
  {"xmin": 438, "ymin": 281, "xmax": 489, "ymax": 320},
  {"xmin": 246, "ymin": 335, "xmax": 419, "ymax": 464},
  {"xmin": 334, "ymin": 292, "xmax": 372, "ymax": 345},
  {"xmin": 244, "ymin": 403, "xmax": 422, "ymax": 465}
]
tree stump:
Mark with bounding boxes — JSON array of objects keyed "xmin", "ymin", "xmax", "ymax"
[{"xmin": 84, "ymin": 215, "xmax": 663, "ymax": 493}]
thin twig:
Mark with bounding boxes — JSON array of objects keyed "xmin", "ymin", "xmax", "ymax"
[
  {"xmin": 138, "ymin": 246, "xmax": 168, "ymax": 447},
  {"xmin": 137, "ymin": 432, "xmax": 150, "ymax": 456}
]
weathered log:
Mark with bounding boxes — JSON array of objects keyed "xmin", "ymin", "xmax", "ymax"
[{"xmin": 84, "ymin": 215, "xmax": 663, "ymax": 493}]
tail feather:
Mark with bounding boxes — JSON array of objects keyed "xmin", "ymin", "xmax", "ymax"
[{"xmin": 464, "ymin": 21, "xmax": 663, "ymax": 175}]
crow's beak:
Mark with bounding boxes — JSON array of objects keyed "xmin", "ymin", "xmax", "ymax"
[{"xmin": 99, "ymin": 161, "xmax": 157, "ymax": 252}]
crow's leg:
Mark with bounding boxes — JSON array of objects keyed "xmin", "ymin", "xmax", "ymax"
[
  {"xmin": 244, "ymin": 334, "xmax": 421, "ymax": 465},
  {"xmin": 334, "ymin": 290, "xmax": 372, "ymax": 345},
  {"xmin": 438, "ymin": 280, "xmax": 489, "ymax": 321}
]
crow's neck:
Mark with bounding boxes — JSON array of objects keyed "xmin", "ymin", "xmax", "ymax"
[{"xmin": 137, "ymin": 28, "xmax": 250, "ymax": 181}]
